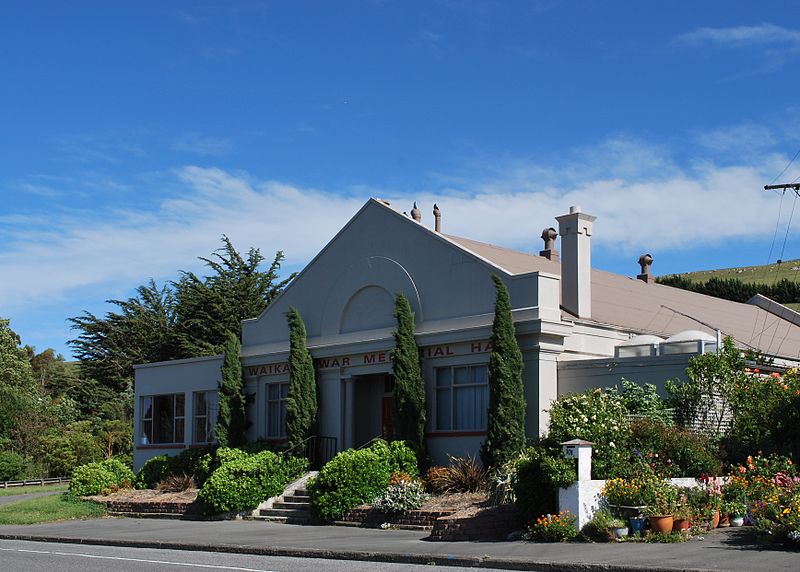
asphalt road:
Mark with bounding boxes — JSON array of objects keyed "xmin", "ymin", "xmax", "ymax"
[{"xmin": 0, "ymin": 539, "xmax": 491, "ymax": 572}]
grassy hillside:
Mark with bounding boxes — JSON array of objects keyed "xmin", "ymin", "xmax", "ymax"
[
  {"xmin": 659, "ymin": 259, "xmax": 800, "ymax": 311},
  {"xmin": 662, "ymin": 259, "xmax": 800, "ymax": 285}
]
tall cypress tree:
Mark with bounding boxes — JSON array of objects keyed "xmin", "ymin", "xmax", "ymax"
[
  {"xmin": 215, "ymin": 331, "xmax": 247, "ymax": 447},
  {"xmin": 480, "ymin": 275, "xmax": 526, "ymax": 469},
  {"xmin": 286, "ymin": 307, "xmax": 317, "ymax": 450},
  {"xmin": 390, "ymin": 293, "xmax": 426, "ymax": 460}
]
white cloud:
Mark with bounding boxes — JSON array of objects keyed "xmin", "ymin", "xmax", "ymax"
[
  {"xmin": 0, "ymin": 140, "xmax": 790, "ymax": 313},
  {"xmin": 693, "ymin": 123, "xmax": 777, "ymax": 154},
  {"xmin": 676, "ymin": 23, "xmax": 800, "ymax": 48}
]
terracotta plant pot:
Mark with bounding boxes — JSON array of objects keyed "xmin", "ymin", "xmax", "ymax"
[
  {"xmin": 649, "ymin": 515, "xmax": 674, "ymax": 534},
  {"xmin": 672, "ymin": 518, "xmax": 690, "ymax": 532},
  {"xmin": 718, "ymin": 514, "xmax": 730, "ymax": 528},
  {"xmin": 711, "ymin": 510, "xmax": 720, "ymax": 529}
]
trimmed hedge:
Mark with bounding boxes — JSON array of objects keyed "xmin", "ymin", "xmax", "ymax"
[
  {"xmin": 70, "ymin": 458, "xmax": 136, "ymax": 496},
  {"xmin": 513, "ymin": 446, "xmax": 576, "ymax": 522},
  {"xmin": 197, "ymin": 450, "xmax": 308, "ymax": 514},
  {"xmin": 308, "ymin": 440, "xmax": 418, "ymax": 521},
  {"xmin": 0, "ymin": 450, "xmax": 28, "ymax": 481}
]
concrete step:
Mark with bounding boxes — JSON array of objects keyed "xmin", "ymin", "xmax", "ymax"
[
  {"xmin": 281, "ymin": 495, "xmax": 310, "ymax": 504},
  {"xmin": 260, "ymin": 507, "xmax": 312, "ymax": 518},
  {"xmin": 246, "ymin": 514, "xmax": 314, "ymax": 525},
  {"xmin": 270, "ymin": 500, "xmax": 311, "ymax": 510}
]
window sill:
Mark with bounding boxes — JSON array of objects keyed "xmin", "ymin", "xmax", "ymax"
[
  {"xmin": 188, "ymin": 443, "xmax": 216, "ymax": 449},
  {"xmin": 136, "ymin": 444, "xmax": 186, "ymax": 450},
  {"xmin": 426, "ymin": 431, "xmax": 487, "ymax": 438}
]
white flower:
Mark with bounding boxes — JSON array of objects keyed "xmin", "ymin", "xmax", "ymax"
[{"xmin": 609, "ymin": 441, "xmax": 616, "ymax": 448}]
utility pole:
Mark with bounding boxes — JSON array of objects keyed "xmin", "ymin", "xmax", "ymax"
[{"xmin": 764, "ymin": 183, "xmax": 800, "ymax": 196}]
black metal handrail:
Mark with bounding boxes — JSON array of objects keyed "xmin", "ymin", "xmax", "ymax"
[
  {"xmin": 282, "ymin": 435, "xmax": 338, "ymax": 470},
  {"xmin": 355, "ymin": 435, "xmax": 385, "ymax": 450}
]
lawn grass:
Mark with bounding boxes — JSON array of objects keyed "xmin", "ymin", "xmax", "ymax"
[
  {"xmin": 0, "ymin": 493, "xmax": 105, "ymax": 525},
  {"xmin": 0, "ymin": 484, "xmax": 68, "ymax": 497}
]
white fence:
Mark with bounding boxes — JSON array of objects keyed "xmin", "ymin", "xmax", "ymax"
[{"xmin": 0, "ymin": 477, "xmax": 71, "ymax": 489}]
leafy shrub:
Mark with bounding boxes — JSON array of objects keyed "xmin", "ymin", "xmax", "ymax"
[
  {"xmin": 629, "ymin": 418, "xmax": 722, "ymax": 477},
  {"xmin": 309, "ymin": 440, "xmax": 418, "ymax": 520},
  {"xmin": 0, "ymin": 450, "xmax": 28, "ymax": 481},
  {"xmin": 70, "ymin": 464, "xmax": 117, "ymax": 496},
  {"xmin": 100, "ymin": 458, "xmax": 135, "ymax": 487},
  {"xmin": 135, "ymin": 455, "xmax": 173, "ymax": 489},
  {"xmin": 526, "ymin": 511, "xmax": 578, "ymax": 542},
  {"xmin": 372, "ymin": 479, "xmax": 430, "ymax": 513},
  {"xmin": 513, "ymin": 446, "xmax": 576, "ymax": 522},
  {"xmin": 197, "ymin": 451, "xmax": 308, "ymax": 514},
  {"xmin": 424, "ymin": 455, "xmax": 487, "ymax": 494},
  {"xmin": 70, "ymin": 458, "xmax": 135, "ymax": 496}
]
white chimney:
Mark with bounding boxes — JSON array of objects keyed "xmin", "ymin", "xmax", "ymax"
[{"xmin": 555, "ymin": 206, "xmax": 596, "ymax": 318}]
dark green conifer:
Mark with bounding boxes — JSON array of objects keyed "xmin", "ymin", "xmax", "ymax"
[
  {"xmin": 215, "ymin": 330, "xmax": 247, "ymax": 447},
  {"xmin": 286, "ymin": 307, "xmax": 317, "ymax": 450},
  {"xmin": 390, "ymin": 293, "xmax": 426, "ymax": 460},
  {"xmin": 480, "ymin": 275, "xmax": 526, "ymax": 469}
]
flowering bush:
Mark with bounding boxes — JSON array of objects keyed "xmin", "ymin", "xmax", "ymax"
[
  {"xmin": 526, "ymin": 511, "xmax": 578, "ymax": 542},
  {"xmin": 547, "ymin": 389, "xmax": 629, "ymax": 478},
  {"xmin": 372, "ymin": 476, "xmax": 430, "ymax": 513}
]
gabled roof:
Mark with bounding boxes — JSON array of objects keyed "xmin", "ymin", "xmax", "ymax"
[{"xmin": 446, "ymin": 235, "xmax": 800, "ymax": 360}]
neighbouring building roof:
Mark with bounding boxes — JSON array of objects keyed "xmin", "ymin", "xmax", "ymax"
[{"xmin": 445, "ymin": 234, "xmax": 800, "ymax": 361}]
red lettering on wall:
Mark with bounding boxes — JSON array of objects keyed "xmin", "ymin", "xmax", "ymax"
[
  {"xmin": 363, "ymin": 354, "xmax": 376, "ymax": 364},
  {"xmin": 342, "ymin": 357, "xmax": 350, "ymax": 367},
  {"xmin": 378, "ymin": 352, "xmax": 387, "ymax": 363}
]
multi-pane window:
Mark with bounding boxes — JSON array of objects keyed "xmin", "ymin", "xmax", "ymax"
[
  {"xmin": 140, "ymin": 393, "xmax": 185, "ymax": 444},
  {"xmin": 193, "ymin": 391, "xmax": 219, "ymax": 444},
  {"xmin": 266, "ymin": 382, "xmax": 289, "ymax": 438},
  {"xmin": 435, "ymin": 365, "xmax": 489, "ymax": 431}
]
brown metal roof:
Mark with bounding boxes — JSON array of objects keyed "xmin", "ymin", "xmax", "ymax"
[{"xmin": 445, "ymin": 234, "xmax": 800, "ymax": 360}]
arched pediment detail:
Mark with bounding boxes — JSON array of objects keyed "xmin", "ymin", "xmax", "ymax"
[{"xmin": 320, "ymin": 256, "xmax": 422, "ymax": 337}]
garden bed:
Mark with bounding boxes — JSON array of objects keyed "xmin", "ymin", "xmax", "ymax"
[{"xmin": 89, "ymin": 488, "xmax": 205, "ymax": 518}]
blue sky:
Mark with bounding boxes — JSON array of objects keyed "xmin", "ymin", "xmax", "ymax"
[{"xmin": 2, "ymin": 1, "xmax": 800, "ymax": 358}]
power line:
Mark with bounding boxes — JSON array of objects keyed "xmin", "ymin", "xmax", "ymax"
[{"xmin": 768, "ymin": 149, "xmax": 800, "ymax": 186}]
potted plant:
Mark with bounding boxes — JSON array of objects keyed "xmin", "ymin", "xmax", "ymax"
[
  {"xmin": 610, "ymin": 517, "xmax": 628, "ymax": 539},
  {"xmin": 643, "ymin": 481, "xmax": 678, "ymax": 534},
  {"xmin": 727, "ymin": 502, "xmax": 747, "ymax": 527},
  {"xmin": 672, "ymin": 499, "xmax": 692, "ymax": 532}
]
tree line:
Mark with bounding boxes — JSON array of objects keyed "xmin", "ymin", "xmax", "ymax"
[
  {"xmin": 657, "ymin": 275, "xmax": 800, "ymax": 305},
  {"xmin": 0, "ymin": 236, "xmax": 294, "ymax": 481}
]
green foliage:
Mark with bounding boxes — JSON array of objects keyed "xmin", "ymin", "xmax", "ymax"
[
  {"xmin": 629, "ymin": 418, "xmax": 722, "ymax": 477},
  {"xmin": 513, "ymin": 445, "xmax": 577, "ymax": 522},
  {"xmin": 723, "ymin": 367, "xmax": 800, "ymax": 462},
  {"xmin": 390, "ymin": 294, "xmax": 426, "ymax": 461},
  {"xmin": 0, "ymin": 450, "xmax": 28, "ymax": 481},
  {"xmin": 69, "ymin": 280, "xmax": 179, "ymax": 394},
  {"xmin": 69, "ymin": 464, "xmax": 117, "ymax": 496},
  {"xmin": 168, "ymin": 446, "xmax": 216, "ymax": 486},
  {"xmin": 136, "ymin": 455, "xmax": 173, "ymax": 489},
  {"xmin": 286, "ymin": 307, "xmax": 317, "ymax": 450},
  {"xmin": 308, "ymin": 440, "xmax": 418, "ymax": 520},
  {"xmin": 657, "ymin": 275, "xmax": 800, "ymax": 306},
  {"xmin": 216, "ymin": 331, "xmax": 247, "ymax": 448},
  {"xmin": 665, "ymin": 337, "xmax": 746, "ymax": 436},
  {"xmin": 99, "ymin": 458, "xmax": 135, "ymax": 486},
  {"xmin": 582, "ymin": 510, "xmax": 625, "ymax": 541},
  {"xmin": 607, "ymin": 378, "xmax": 673, "ymax": 425},
  {"xmin": 173, "ymin": 237, "xmax": 295, "ymax": 357},
  {"xmin": 197, "ymin": 450, "xmax": 308, "ymax": 514},
  {"xmin": 480, "ymin": 275, "xmax": 526, "ymax": 469},
  {"xmin": 547, "ymin": 388, "xmax": 630, "ymax": 479},
  {"xmin": 37, "ymin": 420, "xmax": 104, "ymax": 477}
]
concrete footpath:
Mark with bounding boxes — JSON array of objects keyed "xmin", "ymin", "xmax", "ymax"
[{"xmin": 0, "ymin": 518, "xmax": 796, "ymax": 572}]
